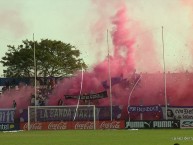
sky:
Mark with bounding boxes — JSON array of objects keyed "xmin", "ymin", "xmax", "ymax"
[{"xmin": 0, "ymin": 0, "xmax": 193, "ymax": 76}]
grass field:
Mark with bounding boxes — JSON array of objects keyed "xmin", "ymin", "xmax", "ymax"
[{"xmin": 0, "ymin": 129, "xmax": 193, "ymax": 145}]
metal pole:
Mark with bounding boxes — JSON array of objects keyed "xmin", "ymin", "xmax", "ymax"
[
  {"xmin": 162, "ymin": 26, "xmax": 168, "ymax": 120},
  {"xmin": 128, "ymin": 75, "xmax": 142, "ymax": 122},
  {"xmin": 28, "ymin": 106, "xmax": 30, "ymax": 130},
  {"xmin": 33, "ymin": 34, "xmax": 37, "ymax": 123},
  {"xmin": 33, "ymin": 33, "xmax": 37, "ymax": 106},
  {"xmin": 107, "ymin": 29, "xmax": 113, "ymax": 121},
  {"xmin": 93, "ymin": 105, "xmax": 96, "ymax": 130},
  {"xmin": 73, "ymin": 66, "xmax": 84, "ymax": 121}
]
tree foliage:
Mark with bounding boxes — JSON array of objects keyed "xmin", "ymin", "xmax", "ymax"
[{"xmin": 1, "ymin": 39, "xmax": 87, "ymax": 77}]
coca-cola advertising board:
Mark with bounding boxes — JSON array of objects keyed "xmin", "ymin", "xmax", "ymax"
[
  {"xmin": 97, "ymin": 121, "xmax": 125, "ymax": 129},
  {"xmin": 66, "ymin": 120, "xmax": 125, "ymax": 130},
  {"xmin": 20, "ymin": 120, "xmax": 125, "ymax": 130},
  {"xmin": 72, "ymin": 121, "xmax": 94, "ymax": 130},
  {"xmin": 20, "ymin": 122, "xmax": 69, "ymax": 130}
]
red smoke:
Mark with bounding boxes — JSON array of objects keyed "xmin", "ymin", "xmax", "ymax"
[
  {"xmin": 182, "ymin": 0, "xmax": 193, "ymax": 5},
  {"xmin": 1, "ymin": 0, "xmax": 193, "ymax": 111},
  {"xmin": 0, "ymin": 85, "xmax": 34, "ymax": 110},
  {"xmin": 48, "ymin": 3, "xmax": 136, "ymax": 106},
  {"xmin": 49, "ymin": 0, "xmax": 193, "ymax": 107},
  {"xmin": 0, "ymin": 7, "xmax": 30, "ymax": 110}
]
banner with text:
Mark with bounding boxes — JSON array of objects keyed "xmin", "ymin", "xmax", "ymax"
[
  {"xmin": 180, "ymin": 120, "xmax": 193, "ymax": 129},
  {"xmin": 20, "ymin": 120, "xmax": 125, "ymax": 130},
  {"xmin": 65, "ymin": 91, "xmax": 108, "ymax": 100},
  {"xmin": 125, "ymin": 120, "xmax": 180, "ymax": 129},
  {"xmin": 0, "ymin": 123, "xmax": 19, "ymax": 131},
  {"xmin": 128, "ymin": 105, "xmax": 162, "ymax": 113},
  {"xmin": 20, "ymin": 106, "xmax": 123, "ymax": 122},
  {"xmin": 0, "ymin": 109, "xmax": 15, "ymax": 123},
  {"xmin": 162, "ymin": 106, "xmax": 193, "ymax": 120}
]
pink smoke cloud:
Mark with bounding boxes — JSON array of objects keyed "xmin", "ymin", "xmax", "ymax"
[
  {"xmin": 0, "ymin": 85, "xmax": 34, "ymax": 110},
  {"xmin": 48, "ymin": 2, "xmax": 136, "ymax": 106},
  {"xmin": 1, "ymin": 0, "xmax": 193, "ymax": 112},
  {"xmin": 49, "ymin": 0, "xmax": 193, "ymax": 108}
]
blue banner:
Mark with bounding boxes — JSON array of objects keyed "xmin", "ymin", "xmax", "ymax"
[
  {"xmin": 0, "ymin": 109, "xmax": 15, "ymax": 123},
  {"xmin": 19, "ymin": 106, "xmax": 123, "ymax": 122},
  {"xmin": 65, "ymin": 91, "xmax": 108, "ymax": 100},
  {"xmin": 102, "ymin": 77, "xmax": 122, "ymax": 89},
  {"xmin": 128, "ymin": 105, "xmax": 162, "ymax": 113}
]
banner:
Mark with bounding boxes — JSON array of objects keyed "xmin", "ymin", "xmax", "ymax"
[
  {"xmin": 128, "ymin": 105, "xmax": 162, "ymax": 113},
  {"xmin": 0, "ymin": 123, "xmax": 19, "ymax": 131},
  {"xmin": 20, "ymin": 120, "xmax": 125, "ymax": 130},
  {"xmin": 65, "ymin": 91, "xmax": 108, "ymax": 100},
  {"xmin": 71, "ymin": 120, "xmax": 125, "ymax": 130},
  {"xmin": 162, "ymin": 106, "xmax": 193, "ymax": 120},
  {"xmin": 0, "ymin": 109, "xmax": 15, "ymax": 123},
  {"xmin": 36, "ymin": 107, "xmax": 96, "ymax": 121},
  {"xmin": 180, "ymin": 120, "xmax": 193, "ymax": 129},
  {"xmin": 97, "ymin": 120, "xmax": 125, "ymax": 129},
  {"xmin": 125, "ymin": 120, "xmax": 180, "ymax": 129},
  {"xmin": 19, "ymin": 106, "xmax": 123, "ymax": 122},
  {"xmin": 102, "ymin": 77, "xmax": 122, "ymax": 89},
  {"xmin": 20, "ymin": 122, "xmax": 68, "ymax": 130}
]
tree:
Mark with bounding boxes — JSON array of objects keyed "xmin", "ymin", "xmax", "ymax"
[{"xmin": 1, "ymin": 39, "xmax": 87, "ymax": 77}]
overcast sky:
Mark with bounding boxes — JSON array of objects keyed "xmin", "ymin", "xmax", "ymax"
[{"xmin": 0, "ymin": 0, "xmax": 193, "ymax": 76}]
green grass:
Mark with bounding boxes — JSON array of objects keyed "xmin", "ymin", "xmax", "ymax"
[{"xmin": 0, "ymin": 129, "xmax": 193, "ymax": 145}]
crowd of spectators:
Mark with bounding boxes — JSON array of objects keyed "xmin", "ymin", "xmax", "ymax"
[
  {"xmin": 0, "ymin": 77, "xmax": 59, "ymax": 107},
  {"xmin": 0, "ymin": 71, "xmax": 193, "ymax": 108},
  {"xmin": 29, "ymin": 77, "xmax": 57, "ymax": 106}
]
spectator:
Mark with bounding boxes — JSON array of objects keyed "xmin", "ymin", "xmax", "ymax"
[
  {"xmin": 39, "ymin": 97, "xmax": 45, "ymax": 106},
  {"xmin": 174, "ymin": 143, "xmax": 179, "ymax": 145},
  {"xmin": 57, "ymin": 99, "xmax": 63, "ymax": 106},
  {"xmin": 5, "ymin": 80, "xmax": 10, "ymax": 90},
  {"xmin": 12, "ymin": 100, "xmax": 17, "ymax": 109},
  {"xmin": 31, "ymin": 95, "xmax": 35, "ymax": 106},
  {"xmin": 35, "ymin": 97, "xmax": 40, "ymax": 106}
]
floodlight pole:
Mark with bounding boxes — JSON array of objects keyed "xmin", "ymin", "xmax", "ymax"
[
  {"xmin": 33, "ymin": 33, "xmax": 37, "ymax": 106},
  {"xmin": 73, "ymin": 65, "xmax": 84, "ymax": 121},
  {"xmin": 162, "ymin": 26, "xmax": 168, "ymax": 120},
  {"xmin": 128, "ymin": 75, "xmax": 142, "ymax": 122},
  {"xmin": 107, "ymin": 29, "xmax": 113, "ymax": 121},
  {"xmin": 33, "ymin": 33, "xmax": 38, "ymax": 124}
]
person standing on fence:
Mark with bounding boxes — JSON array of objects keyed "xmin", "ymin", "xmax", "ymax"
[
  {"xmin": 58, "ymin": 98, "xmax": 63, "ymax": 106},
  {"xmin": 12, "ymin": 100, "xmax": 17, "ymax": 109}
]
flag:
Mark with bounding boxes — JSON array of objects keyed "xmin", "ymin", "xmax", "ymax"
[{"xmin": 102, "ymin": 77, "xmax": 122, "ymax": 89}]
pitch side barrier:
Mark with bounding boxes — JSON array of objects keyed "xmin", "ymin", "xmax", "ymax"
[
  {"xmin": 0, "ymin": 108, "xmax": 20, "ymax": 131},
  {"xmin": 20, "ymin": 120, "xmax": 125, "ymax": 130},
  {"xmin": 20, "ymin": 120, "xmax": 181, "ymax": 130},
  {"xmin": 180, "ymin": 119, "xmax": 193, "ymax": 129},
  {"xmin": 125, "ymin": 120, "xmax": 180, "ymax": 129},
  {"xmin": 0, "ymin": 123, "xmax": 20, "ymax": 131}
]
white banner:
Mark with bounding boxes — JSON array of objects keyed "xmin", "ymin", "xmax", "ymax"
[
  {"xmin": 180, "ymin": 120, "xmax": 193, "ymax": 129},
  {"xmin": 162, "ymin": 106, "xmax": 193, "ymax": 120}
]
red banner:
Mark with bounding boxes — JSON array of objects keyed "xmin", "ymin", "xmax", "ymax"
[
  {"xmin": 20, "ymin": 122, "xmax": 69, "ymax": 130},
  {"xmin": 20, "ymin": 120, "xmax": 125, "ymax": 130},
  {"xmin": 97, "ymin": 120, "xmax": 125, "ymax": 129}
]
